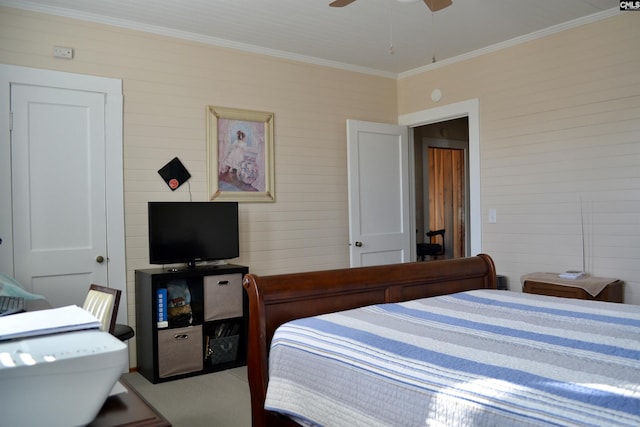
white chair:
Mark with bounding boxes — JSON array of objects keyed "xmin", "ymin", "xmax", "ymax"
[
  {"xmin": 83, "ymin": 284, "xmax": 135, "ymax": 341},
  {"xmin": 83, "ymin": 284, "xmax": 120, "ymax": 333}
]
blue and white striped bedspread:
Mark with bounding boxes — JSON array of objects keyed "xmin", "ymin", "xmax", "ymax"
[{"xmin": 265, "ymin": 289, "xmax": 640, "ymax": 427}]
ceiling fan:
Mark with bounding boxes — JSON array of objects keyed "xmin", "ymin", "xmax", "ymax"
[{"xmin": 330, "ymin": 0, "xmax": 452, "ymax": 12}]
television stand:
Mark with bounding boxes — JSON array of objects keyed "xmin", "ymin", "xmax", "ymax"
[{"xmin": 135, "ymin": 263, "xmax": 249, "ymax": 383}]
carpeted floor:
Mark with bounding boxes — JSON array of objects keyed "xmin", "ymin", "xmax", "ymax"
[{"xmin": 123, "ymin": 366, "xmax": 252, "ymax": 427}]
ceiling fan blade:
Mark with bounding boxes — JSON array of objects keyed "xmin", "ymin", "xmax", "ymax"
[
  {"xmin": 423, "ymin": 0, "xmax": 452, "ymax": 12},
  {"xmin": 330, "ymin": 0, "xmax": 358, "ymax": 7}
]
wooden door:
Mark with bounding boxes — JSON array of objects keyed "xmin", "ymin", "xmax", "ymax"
[{"xmin": 428, "ymin": 147, "xmax": 466, "ymax": 258}]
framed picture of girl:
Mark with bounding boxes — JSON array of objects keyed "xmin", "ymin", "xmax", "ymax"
[{"xmin": 207, "ymin": 106, "xmax": 275, "ymax": 202}]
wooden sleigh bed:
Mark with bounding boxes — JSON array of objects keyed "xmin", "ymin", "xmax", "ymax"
[{"xmin": 242, "ymin": 254, "xmax": 640, "ymax": 427}]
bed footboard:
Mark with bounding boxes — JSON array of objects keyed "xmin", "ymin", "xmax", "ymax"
[{"xmin": 242, "ymin": 254, "xmax": 496, "ymax": 427}]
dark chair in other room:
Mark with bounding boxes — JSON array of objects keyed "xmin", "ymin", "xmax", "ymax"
[
  {"xmin": 83, "ymin": 284, "xmax": 134, "ymax": 341},
  {"xmin": 417, "ymin": 229, "xmax": 446, "ymax": 261}
]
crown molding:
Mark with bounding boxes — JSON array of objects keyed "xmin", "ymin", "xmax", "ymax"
[
  {"xmin": 1, "ymin": 1, "xmax": 620, "ymax": 81},
  {"xmin": 398, "ymin": 8, "xmax": 621, "ymax": 79},
  {"xmin": 0, "ymin": 0, "xmax": 396, "ymax": 79}
]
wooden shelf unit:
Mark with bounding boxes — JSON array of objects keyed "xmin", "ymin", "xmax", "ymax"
[{"xmin": 135, "ymin": 263, "xmax": 249, "ymax": 383}]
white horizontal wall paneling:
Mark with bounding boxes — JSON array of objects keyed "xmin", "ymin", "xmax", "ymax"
[
  {"xmin": 399, "ymin": 13, "xmax": 640, "ymax": 303},
  {"xmin": 0, "ymin": 6, "xmax": 397, "ymax": 366}
]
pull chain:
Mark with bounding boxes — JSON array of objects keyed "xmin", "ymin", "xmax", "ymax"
[
  {"xmin": 389, "ymin": 0, "xmax": 395, "ymax": 55},
  {"xmin": 431, "ymin": 10, "xmax": 437, "ymax": 63}
]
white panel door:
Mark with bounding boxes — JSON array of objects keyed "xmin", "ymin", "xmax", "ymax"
[
  {"xmin": 10, "ymin": 83, "xmax": 108, "ymax": 307},
  {"xmin": 347, "ymin": 120, "xmax": 412, "ymax": 267}
]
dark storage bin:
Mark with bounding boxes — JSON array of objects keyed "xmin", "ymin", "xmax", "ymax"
[
  {"xmin": 208, "ymin": 335, "xmax": 239, "ymax": 365},
  {"xmin": 496, "ymin": 274, "xmax": 508, "ymax": 290}
]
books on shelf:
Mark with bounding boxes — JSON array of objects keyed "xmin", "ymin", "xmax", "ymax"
[
  {"xmin": 559, "ymin": 270, "xmax": 585, "ymax": 280},
  {"xmin": 157, "ymin": 288, "xmax": 168, "ymax": 328}
]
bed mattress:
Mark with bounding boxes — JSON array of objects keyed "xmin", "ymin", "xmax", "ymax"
[{"xmin": 265, "ymin": 289, "xmax": 640, "ymax": 426}]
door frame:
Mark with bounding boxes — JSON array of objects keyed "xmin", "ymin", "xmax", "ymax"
[
  {"xmin": 0, "ymin": 64, "xmax": 127, "ymax": 321},
  {"xmin": 399, "ymin": 99, "xmax": 481, "ymax": 256}
]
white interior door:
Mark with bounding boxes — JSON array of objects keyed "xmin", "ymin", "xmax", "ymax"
[
  {"xmin": 347, "ymin": 120, "xmax": 412, "ymax": 267},
  {"xmin": 0, "ymin": 65, "xmax": 125, "ymax": 319},
  {"xmin": 11, "ymin": 84, "xmax": 108, "ymax": 306}
]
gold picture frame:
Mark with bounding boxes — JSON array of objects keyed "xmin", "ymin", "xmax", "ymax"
[{"xmin": 207, "ymin": 106, "xmax": 275, "ymax": 202}]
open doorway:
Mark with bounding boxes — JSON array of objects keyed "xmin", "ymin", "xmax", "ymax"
[{"xmin": 414, "ymin": 117, "xmax": 470, "ymax": 260}]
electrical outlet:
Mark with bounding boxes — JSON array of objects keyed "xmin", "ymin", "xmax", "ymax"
[{"xmin": 53, "ymin": 46, "xmax": 74, "ymax": 59}]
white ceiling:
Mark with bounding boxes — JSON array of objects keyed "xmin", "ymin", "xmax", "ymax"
[{"xmin": 2, "ymin": 0, "xmax": 618, "ymax": 77}]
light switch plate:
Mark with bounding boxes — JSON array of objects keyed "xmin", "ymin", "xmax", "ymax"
[{"xmin": 488, "ymin": 209, "xmax": 497, "ymax": 224}]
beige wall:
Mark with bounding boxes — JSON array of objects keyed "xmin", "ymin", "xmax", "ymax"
[
  {"xmin": 0, "ymin": 6, "xmax": 397, "ymax": 364},
  {"xmin": 2, "ymin": 7, "xmax": 640, "ymax": 368},
  {"xmin": 399, "ymin": 12, "xmax": 640, "ymax": 303}
]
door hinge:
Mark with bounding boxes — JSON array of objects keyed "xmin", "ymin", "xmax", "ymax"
[{"xmin": 9, "ymin": 111, "xmax": 13, "ymax": 131}]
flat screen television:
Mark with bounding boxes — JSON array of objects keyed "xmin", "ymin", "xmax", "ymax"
[{"xmin": 148, "ymin": 201, "xmax": 239, "ymax": 268}]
